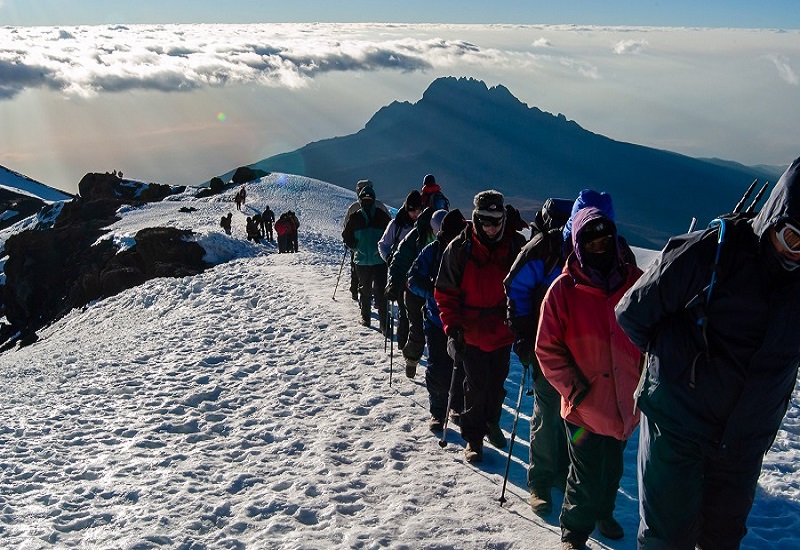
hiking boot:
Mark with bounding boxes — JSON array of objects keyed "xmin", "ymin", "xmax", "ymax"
[
  {"xmin": 464, "ymin": 441, "xmax": 483, "ymax": 463},
  {"xmin": 351, "ymin": 291, "xmax": 359, "ymax": 301},
  {"xmin": 486, "ymin": 422, "xmax": 507, "ymax": 449},
  {"xmin": 596, "ymin": 517, "xmax": 624, "ymax": 540},
  {"xmin": 405, "ymin": 358, "xmax": 418, "ymax": 378},
  {"xmin": 360, "ymin": 318, "xmax": 371, "ymax": 328},
  {"xmin": 561, "ymin": 541, "xmax": 586, "ymax": 550},
  {"xmin": 529, "ymin": 487, "xmax": 552, "ymax": 517},
  {"xmin": 428, "ymin": 416, "xmax": 444, "ymax": 432}
]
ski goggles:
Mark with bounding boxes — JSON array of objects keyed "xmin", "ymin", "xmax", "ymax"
[
  {"xmin": 476, "ymin": 214, "xmax": 504, "ymax": 227},
  {"xmin": 776, "ymin": 220, "xmax": 800, "ymax": 253}
]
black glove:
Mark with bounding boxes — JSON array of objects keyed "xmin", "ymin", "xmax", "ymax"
[
  {"xmin": 512, "ymin": 336, "xmax": 536, "ymax": 367},
  {"xmin": 384, "ymin": 282, "xmax": 401, "ymax": 301},
  {"xmin": 446, "ymin": 326, "xmax": 466, "ymax": 359}
]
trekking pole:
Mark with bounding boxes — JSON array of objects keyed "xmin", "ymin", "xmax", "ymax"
[
  {"xmin": 385, "ymin": 298, "xmax": 393, "ymax": 353},
  {"xmin": 438, "ymin": 357, "xmax": 462, "ymax": 448},
  {"xmin": 388, "ymin": 300, "xmax": 395, "ymax": 387},
  {"xmin": 499, "ymin": 364, "xmax": 530, "ymax": 505},
  {"xmin": 332, "ymin": 248, "xmax": 348, "ymax": 301}
]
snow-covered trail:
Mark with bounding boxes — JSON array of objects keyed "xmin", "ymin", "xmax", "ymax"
[{"xmin": 0, "ymin": 243, "xmax": 562, "ymax": 548}]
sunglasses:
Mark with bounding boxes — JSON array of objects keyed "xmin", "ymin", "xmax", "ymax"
[
  {"xmin": 477, "ymin": 215, "xmax": 504, "ymax": 227},
  {"xmin": 776, "ymin": 221, "xmax": 800, "ymax": 253}
]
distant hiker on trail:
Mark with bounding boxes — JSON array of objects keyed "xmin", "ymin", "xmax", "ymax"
[
  {"xmin": 420, "ymin": 174, "xmax": 450, "ymax": 211},
  {"xmin": 380, "ymin": 190, "xmax": 424, "ymax": 352},
  {"xmin": 252, "ymin": 212, "xmax": 264, "ymax": 237},
  {"xmin": 388, "ymin": 206, "xmax": 444, "ymax": 378},
  {"xmin": 234, "ymin": 188, "xmax": 243, "ymax": 211},
  {"xmin": 535, "ymin": 207, "xmax": 643, "ymax": 549},
  {"xmin": 343, "ymin": 183, "xmax": 391, "ymax": 332},
  {"xmin": 287, "ymin": 210, "xmax": 300, "ymax": 252},
  {"xmin": 434, "ymin": 190, "xmax": 527, "ymax": 464},
  {"xmin": 344, "ymin": 180, "xmax": 389, "ymax": 301},
  {"xmin": 408, "ymin": 208, "xmax": 466, "ymax": 431},
  {"xmin": 504, "ymin": 189, "xmax": 634, "ymax": 517},
  {"xmin": 220, "ymin": 212, "xmax": 233, "ymax": 235},
  {"xmin": 615, "ymin": 157, "xmax": 800, "ymax": 550},
  {"xmin": 246, "ymin": 216, "xmax": 261, "ymax": 242},
  {"xmin": 262, "ymin": 205, "xmax": 275, "ymax": 241},
  {"xmin": 275, "ymin": 211, "xmax": 299, "ymax": 253}
]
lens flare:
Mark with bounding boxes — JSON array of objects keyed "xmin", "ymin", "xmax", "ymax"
[{"xmin": 217, "ymin": 112, "xmax": 227, "ymax": 122}]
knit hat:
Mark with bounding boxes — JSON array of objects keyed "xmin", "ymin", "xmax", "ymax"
[
  {"xmin": 578, "ymin": 217, "xmax": 614, "ymax": 245},
  {"xmin": 358, "ymin": 185, "xmax": 376, "ymax": 201},
  {"xmin": 405, "ymin": 189, "xmax": 423, "ymax": 211},
  {"xmin": 473, "ymin": 190, "xmax": 505, "ymax": 219},
  {"xmin": 356, "ymin": 179, "xmax": 374, "ymax": 194},
  {"xmin": 439, "ymin": 209, "xmax": 467, "ymax": 241},
  {"xmin": 430, "ymin": 209, "xmax": 448, "ymax": 235},
  {"xmin": 423, "ymin": 174, "xmax": 436, "ymax": 186}
]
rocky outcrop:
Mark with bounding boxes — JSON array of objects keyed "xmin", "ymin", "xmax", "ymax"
[{"xmin": 1, "ymin": 172, "xmax": 206, "ymax": 350}]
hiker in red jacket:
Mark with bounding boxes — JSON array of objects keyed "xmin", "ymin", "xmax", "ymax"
[
  {"xmin": 536, "ymin": 207, "xmax": 643, "ymax": 550},
  {"xmin": 435, "ymin": 190, "xmax": 526, "ymax": 464}
]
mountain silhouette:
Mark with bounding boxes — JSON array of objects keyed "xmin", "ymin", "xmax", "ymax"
[{"xmin": 246, "ymin": 76, "xmax": 778, "ymax": 247}]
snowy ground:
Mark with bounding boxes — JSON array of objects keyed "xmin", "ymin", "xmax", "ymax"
[{"xmin": 0, "ymin": 174, "xmax": 797, "ymax": 549}]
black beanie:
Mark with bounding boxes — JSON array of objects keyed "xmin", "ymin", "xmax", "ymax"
[
  {"xmin": 439, "ymin": 209, "xmax": 467, "ymax": 241},
  {"xmin": 405, "ymin": 190, "xmax": 423, "ymax": 210}
]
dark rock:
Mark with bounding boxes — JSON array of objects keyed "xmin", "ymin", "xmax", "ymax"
[{"xmin": 1, "ymin": 173, "xmax": 209, "ymax": 349}]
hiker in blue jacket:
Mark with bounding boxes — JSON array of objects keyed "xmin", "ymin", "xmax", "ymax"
[
  {"xmin": 615, "ymin": 156, "xmax": 800, "ymax": 550},
  {"xmin": 407, "ymin": 209, "xmax": 467, "ymax": 430},
  {"xmin": 505, "ymin": 189, "xmax": 634, "ymax": 517}
]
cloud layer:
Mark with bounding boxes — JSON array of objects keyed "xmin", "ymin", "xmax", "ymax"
[
  {"xmin": 0, "ymin": 24, "xmax": 526, "ymax": 99},
  {"xmin": 3, "ymin": 23, "xmax": 797, "ymax": 101}
]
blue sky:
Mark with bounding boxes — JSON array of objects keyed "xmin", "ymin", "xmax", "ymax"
[
  {"xmin": 1, "ymin": 5, "xmax": 799, "ymax": 194},
  {"xmin": 2, "ymin": 0, "xmax": 799, "ymax": 29}
]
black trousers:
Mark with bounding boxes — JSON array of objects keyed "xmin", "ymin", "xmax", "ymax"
[
  {"xmin": 424, "ymin": 323, "xmax": 464, "ymax": 420},
  {"xmin": 355, "ymin": 263, "xmax": 387, "ymax": 329},
  {"xmin": 528, "ymin": 366, "xmax": 569, "ymax": 492},
  {"xmin": 402, "ymin": 291, "xmax": 426, "ymax": 363},
  {"xmin": 637, "ymin": 414, "xmax": 764, "ymax": 550},
  {"xmin": 561, "ymin": 422, "xmax": 626, "ymax": 545},
  {"xmin": 459, "ymin": 344, "xmax": 510, "ymax": 445}
]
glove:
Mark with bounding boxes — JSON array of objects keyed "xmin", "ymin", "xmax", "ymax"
[
  {"xmin": 512, "ymin": 336, "xmax": 536, "ymax": 367},
  {"xmin": 385, "ymin": 282, "xmax": 402, "ymax": 301},
  {"xmin": 446, "ymin": 326, "xmax": 466, "ymax": 359}
]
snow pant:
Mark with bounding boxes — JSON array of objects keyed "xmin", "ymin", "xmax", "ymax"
[
  {"xmin": 395, "ymin": 288, "xmax": 409, "ymax": 350},
  {"xmin": 291, "ymin": 231, "xmax": 298, "ymax": 252},
  {"xmin": 424, "ymin": 323, "xmax": 464, "ymax": 421},
  {"xmin": 637, "ymin": 414, "xmax": 764, "ymax": 550},
  {"xmin": 277, "ymin": 234, "xmax": 289, "ymax": 253},
  {"xmin": 264, "ymin": 222, "xmax": 273, "ymax": 241},
  {"xmin": 402, "ymin": 291, "xmax": 426, "ymax": 363},
  {"xmin": 355, "ymin": 263, "xmax": 387, "ymax": 331},
  {"xmin": 348, "ymin": 252, "xmax": 359, "ymax": 299},
  {"xmin": 528, "ymin": 363, "xmax": 569, "ymax": 492},
  {"xmin": 459, "ymin": 344, "xmax": 510, "ymax": 446},
  {"xmin": 561, "ymin": 422, "xmax": 626, "ymax": 546}
]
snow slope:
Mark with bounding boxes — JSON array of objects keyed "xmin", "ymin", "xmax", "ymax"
[
  {"xmin": 0, "ymin": 165, "xmax": 74, "ymax": 202},
  {"xmin": 0, "ymin": 174, "xmax": 796, "ymax": 549}
]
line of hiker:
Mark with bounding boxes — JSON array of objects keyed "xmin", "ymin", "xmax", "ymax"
[{"xmin": 339, "ymin": 159, "xmax": 800, "ymax": 550}]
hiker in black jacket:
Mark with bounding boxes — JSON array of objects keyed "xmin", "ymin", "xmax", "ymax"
[{"xmin": 615, "ymin": 156, "xmax": 800, "ymax": 550}]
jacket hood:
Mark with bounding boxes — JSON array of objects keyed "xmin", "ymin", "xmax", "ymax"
[
  {"xmin": 751, "ymin": 155, "xmax": 800, "ymax": 238},
  {"xmin": 563, "ymin": 189, "xmax": 616, "ymax": 244}
]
